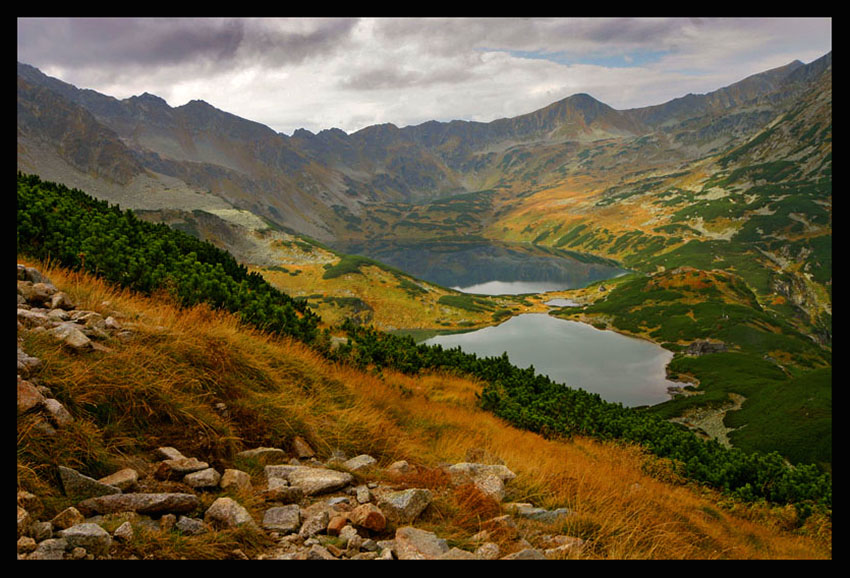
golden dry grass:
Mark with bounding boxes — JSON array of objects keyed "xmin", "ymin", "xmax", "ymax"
[
  {"xmin": 255, "ymin": 262, "xmax": 526, "ymax": 333},
  {"xmin": 17, "ymin": 257, "xmax": 831, "ymax": 559}
]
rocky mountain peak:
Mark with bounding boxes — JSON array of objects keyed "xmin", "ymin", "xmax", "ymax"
[{"xmin": 131, "ymin": 92, "xmax": 168, "ymax": 104}]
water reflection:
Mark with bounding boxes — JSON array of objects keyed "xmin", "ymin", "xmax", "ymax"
[
  {"xmin": 452, "ymin": 280, "xmax": 572, "ymax": 295},
  {"xmin": 332, "ymin": 239, "xmax": 626, "ymax": 290},
  {"xmin": 425, "ymin": 314, "xmax": 681, "ymax": 407}
]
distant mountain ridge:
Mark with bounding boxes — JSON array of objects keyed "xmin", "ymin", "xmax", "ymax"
[
  {"xmin": 624, "ymin": 59, "xmax": 806, "ymax": 127},
  {"xmin": 16, "ymin": 52, "xmax": 831, "ymax": 240}
]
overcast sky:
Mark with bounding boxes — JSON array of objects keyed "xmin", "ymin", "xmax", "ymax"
[{"xmin": 17, "ymin": 17, "xmax": 832, "ymax": 136}]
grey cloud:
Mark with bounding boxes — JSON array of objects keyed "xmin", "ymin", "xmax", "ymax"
[
  {"xmin": 239, "ymin": 18, "xmax": 360, "ymax": 66},
  {"xmin": 569, "ymin": 18, "xmax": 686, "ymax": 45},
  {"xmin": 338, "ymin": 64, "xmax": 475, "ymax": 91},
  {"xmin": 374, "ymin": 17, "xmax": 537, "ymax": 55},
  {"xmin": 17, "ymin": 17, "xmax": 359, "ymax": 72},
  {"xmin": 371, "ymin": 17, "xmax": 710, "ymax": 58},
  {"xmin": 339, "ymin": 67, "xmax": 422, "ymax": 91},
  {"xmin": 18, "ymin": 18, "xmax": 245, "ymax": 68}
]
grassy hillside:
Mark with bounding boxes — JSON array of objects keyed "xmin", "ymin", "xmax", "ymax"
[
  {"xmin": 17, "ymin": 258, "xmax": 831, "ymax": 559},
  {"xmin": 550, "ymin": 268, "xmax": 831, "ymax": 468},
  {"xmin": 17, "ymin": 173, "xmax": 831, "ymax": 497},
  {"xmin": 253, "ymin": 255, "xmax": 526, "ymax": 334}
]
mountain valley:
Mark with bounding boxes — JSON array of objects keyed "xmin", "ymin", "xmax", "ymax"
[{"xmin": 16, "ymin": 49, "xmax": 832, "ymax": 559}]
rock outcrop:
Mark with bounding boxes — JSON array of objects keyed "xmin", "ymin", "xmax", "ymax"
[{"xmin": 686, "ymin": 340, "xmax": 729, "ymax": 356}]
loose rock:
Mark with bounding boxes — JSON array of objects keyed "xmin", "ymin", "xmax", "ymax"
[
  {"xmin": 327, "ymin": 514, "xmax": 349, "ymax": 536},
  {"xmin": 394, "ymin": 526, "xmax": 449, "ymax": 560},
  {"xmin": 472, "ymin": 473, "xmax": 506, "ymax": 502},
  {"xmin": 474, "ymin": 542, "xmax": 501, "ymax": 560},
  {"xmin": 58, "ymin": 523, "xmax": 113, "ymax": 557},
  {"xmin": 298, "ymin": 510, "xmax": 329, "ymax": 539},
  {"xmin": 27, "ymin": 538, "xmax": 69, "ymax": 560},
  {"xmin": 220, "ymin": 468, "xmax": 252, "ymax": 492},
  {"xmin": 266, "ymin": 464, "xmax": 354, "ymax": 496},
  {"xmin": 175, "ymin": 516, "xmax": 207, "ymax": 536},
  {"xmin": 306, "ymin": 544, "xmax": 337, "ymax": 560},
  {"xmin": 386, "ymin": 460, "xmax": 410, "ymax": 475},
  {"xmin": 354, "ymin": 484, "xmax": 371, "ymax": 504},
  {"xmin": 342, "ymin": 454, "xmax": 377, "ymax": 472},
  {"xmin": 51, "ymin": 506, "xmax": 85, "ymax": 530},
  {"xmin": 505, "ymin": 502, "xmax": 573, "ymax": 523},
  {"xmin": 49, "ymin": 291, "xmax": 75, "ymax": 310},
  {"xmin": 155, "ymin": 447, "xmax": 187, "ymax": 461},
  {"xmin": 204, "ymin": 497, "xmax": 257, "ymax": 530},
  {"xmin": 17, "ymin": 379, "xmax": 45, "ymax": 414},
  {"xmin": 161, "ymin": 457, "xmax": 209, "ymax": 476},
  {"xmin": 236, "ymin": 447, "xmax": 287, "ymax": 463},
  {"xmin": 348, "ymin": 503, "xmax": 387, "ymax": 532},
  {"xmin": 292, "ymin": 436, "xmax": 316, "ymax": 459},
  {"xmin": 439, "ymin": 547, "xmax": 477, "ymax": 559},
  {"xmin": 17, "ymin": 536, "xmax": 37, "ymax": 554},
  {"xmin": 183, "ymin": 467, "xmax": 221, "ymax": 489},
  {"xmin": 58, "ymin": 466, "xmax": 122, "ymax": 500},
  {"xmin": 98, "ymin": 468, "xmax": 139, "ymax": 491},
  {"xmin": 43, "ymin": 398, "xmax": 74, "ymax": 427},
  {"xmin": 17, "ymin": 308, "xmax": 51, "ymax": 328},
  {"xmin": 48, "ymin": 323, "xmax": 92, "ymax": 350},
  {"xmin": 76, "ymin": 493, "xmax": 200, "ymax": 516},
  {"xmin": 447, "ymin": 462, "xmax": 516, "ymax": 484},
  {"xmin": 262, "ymin": 505, "xmax": 301, "ymax": 534},
  {"xmin": 113, "ymin": 521, "xmax": 134, "ymax": 541},
  {"xmin": 376, "ymin": 488, "xmax": 432, "ymax": 524},
  {"xmin": 30, "ymin": 521, "xmax": 53, "ymax": 542},
  {"xmin": 502, "ymin": 548, "xmax": 547, "ymax": 560}
]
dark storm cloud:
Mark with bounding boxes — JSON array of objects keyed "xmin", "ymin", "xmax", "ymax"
[
  {"xmin": 17, "ymin": 18, "xmax": 359, "ymax": 71},
  {"xmin": 244, "ymin": 18, "xmax": 360, "ymax": 66},
  {"xmin": 18, "ymin": 18, "xmax": 244, "ymax": 68}
]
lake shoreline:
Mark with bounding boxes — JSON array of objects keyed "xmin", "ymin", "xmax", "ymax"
[{"xmin": 422, "ymin": 312, "xmax": 684, "ymax": 408}]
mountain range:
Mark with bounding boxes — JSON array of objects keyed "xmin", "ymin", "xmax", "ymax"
[{"xmin": 17, "ymin": 53, "xmax": 831, "ymax": 243}]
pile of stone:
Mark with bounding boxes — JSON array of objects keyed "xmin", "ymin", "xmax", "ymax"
[
  {"xmin": 18, "ymin": 264, "xmax": 131, "ymax": 353},
  {"xmin": 18, "ymin": 437, "xmax": 584, "ymax": 560},
  {"xmin": 18, "ymin": 265, "xmax": 89, "ymax": 437}
]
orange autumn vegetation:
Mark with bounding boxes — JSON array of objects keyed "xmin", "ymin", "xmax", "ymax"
[{"xmin": 17, "ymin": 258, "xmax": 831, "ymax": 560}]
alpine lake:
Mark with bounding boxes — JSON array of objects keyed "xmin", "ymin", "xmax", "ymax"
[{"xmin": 337, "ymin": 239, "xmax": 687, "ymax": 408}]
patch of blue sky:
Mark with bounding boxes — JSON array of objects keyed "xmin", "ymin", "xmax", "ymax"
[{"xmin": 505, "ymin": 49, "xmax": 670, "ymax": 68}]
